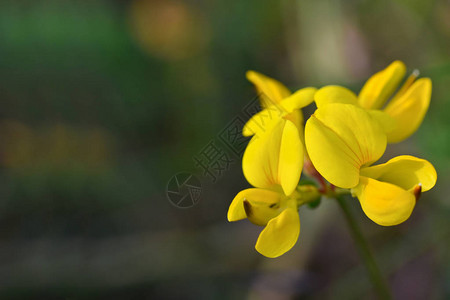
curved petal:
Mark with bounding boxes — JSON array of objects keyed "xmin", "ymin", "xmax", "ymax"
[
  {"xmin": 353, "ymin": 176, "xmax": 416, "ymax": 226},
  {"xmin": 242, "ymin": 105, "xmax": 285, "ymax": 137},
  {"xmin": 305, "ymin": 104, "xmax": 386, "ymax": 188},
  {"xmin": 281, "ymin": 87, "xmax": 317, "ymax": 112},
  {"xmin": 383, "ymin": 78, "xmax": 432, "ymax": 143},
  {"xmin": 243, "ymin": 120, "xmax": 285, "ymax": 189},
  {"xmin": 255, "ymin": 207, "xmax": 300, "ymax": 258},
  {"xmin": 242, "ymin": 86, "xmax": 312, "ymax": 137},
  {"xmin": 243, "ymin": 119, "xmax": 303, "ymax": 194},
  {"xmin": 278, "ymin": 120, "xmax": 303, "ymax": 195},
  {"xmin": 228, "ymin": 189, "xmax": 252, "ymax": 222},
  {"xmin": 360, "ymin": 155, "xmax": 437, "ymax": 192},
  {"xmin": 227, "ymin": 188, "xmax": 284, "ymax": 225},
  {"xmin": 246, "ymin": 70, "xmax": 291, "ymax": 107},
  {"xmin": 306, "ymin": 113, "xmax": 359, "ymax": 188},
  {"xmin": 314, "ymin": 85, "xmax": 358, "ymax": 108},
  {"xmin": 366, "ymin": 109, "xmax": 396, "ymax": 135},
  {"xmin": 358, "ymin": 61, "xmax": 406, "ymax": 109},
  {"xmin": 283, "ymin": 110, "xmax": 304, "ymax": 135}
]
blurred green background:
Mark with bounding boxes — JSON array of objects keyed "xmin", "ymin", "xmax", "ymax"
[{"xmin": 0, "ymin": 0, "xmax": 449, "ymax": 299}]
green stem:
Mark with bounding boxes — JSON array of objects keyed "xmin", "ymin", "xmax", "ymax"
[{"xmin": 336, "ymin": 195, "xmax": 392, "ymax": 299}]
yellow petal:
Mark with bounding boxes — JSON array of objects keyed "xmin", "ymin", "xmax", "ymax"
[
  {"xmin": 305, "ymin": 115, "xmax": 359, "ymax": 188},
  {"xmin": 278, "ymin": 120, "xmax": 303, "ymax": 195},
  {"xmin": 245, "ymin": 192, "xmax": 286, "ymax": 226},
  {"xmin": 383, "ymin": 78, "xmax": 432, "ymax": 143},
  {"xmin": 284, "ymin": 111, "xmax": 306, "ymax": 162},
  {"xmin": 227, "ymin": 188, "xmax": 284, "ymax": 225},
  {"xmin": 366, "ymin": 109, "xmax": 396, "ymax": 135},
  {"xmin": 305, "ymin": 103, "xmax": 386, "ymax": 188},
  {"xmin": 243, "ymin": 119, "xmax": 303, "ymax": 193},
  {"xmin": 242, "ymin": 105, "xmax": 285, "ymax": 137},
  {"xmin": 255, "ymin": 207, "xmax": 300, "ymax": 258},
  {"xmin": 353, "ymin": 176, "xmax": 415, "ymax": 226},
  {"xmin": 227, "ymin": 189, "xmax": 251, "ymax": 222},
  {"xmin": 242, "ymin": 120, "xmax": 284, "ymax": 189},
  {"xmin": 314, "ymin": 85, "xmax": 358, "ymax": 108},
  {"xmin": 281, "ymin": 87, "xmax": 317, "ymax": 112},
  {"xmin": 246, "ymin": 70, "xmax": 291, "ymax": 107},
  {"xmin": 358, "ymin": 61, "xmax": 406, "ymax": 109},
  {"xmin": 360, "ymin": 155, "xmax": 437, "ymax": 192},
  {"xmin": 283, "ymin": 110, "xmax": 304, "ymax": 135},
  {"xmin": 242, "ymin": 86, "xmax": 313, "ymax": 137}
]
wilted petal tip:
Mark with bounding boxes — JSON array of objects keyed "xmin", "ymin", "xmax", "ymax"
[
  {"xmin": 243, "ymin": 199, "xmax": 252, "ymax": 217},
  {"xmin": 413, "ymin": 184, "xmax": 422, "ymax": 201}
]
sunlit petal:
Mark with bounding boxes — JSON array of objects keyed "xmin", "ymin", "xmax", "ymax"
[
  {"xmin": 242, "ymin": 105, "xmax": 285, "ymax": 137},
  {"xmin": 242, "ymin": 120, "xmax": 284, "ymax": 189},
  {"xmin": 353, "ymin": 176, "xmax": 415, "ymax": 226},
  {"xmin": 305, "ymin": 115, "xmax": 359, "ymax": 188},
  {"xmin": 255, "ymin": 206, "xmax": 300, "ymax": 258},
  {"xmin": 305, "ymin": 104, "xmax": 386, "ymax": 188},
  {"xmin": 383, "ymin": 78, "xmax": 432, "ymax": 143},
  {"xmin": 228, "ymin": 189, "xmax": 252, "ymax": 222},
  {"xmin": 242, "ymin": 86, "xmax": 312, "ymax": 137},
  {"xmin": 246, "ymin": 70, "xmax": 291, "ymax": 107},
  {"xmin": 360, "ymin": 155, "xmax": 437, "ymax": 192},
  {"xmin": 358, "ymin": 61, "xmax": 406, "ymax": 109},
  {"xmin": 278, "ymin": 120, "xmax": 303, "ymax": 196},
  {"xmin": 283, "ymin": 110, "xmax": 304, "ymax": 139},
  {"xmin": 314, "ymin": 85, "xmax": 358, "ymax": 107},
  {"xmin": 366, "ymin": 109, "xmax": 396, "ymax": 135},
  {"xmin": 281, "ymin": 87, "xmax": 317, "ymax": 112},
  {"xmin": 243, "ymin": 117, "xmax": 304, "ymax": 194},
  {"xmin": 227, "ymin": 188, "xmax": 284, "ymax": 225}
]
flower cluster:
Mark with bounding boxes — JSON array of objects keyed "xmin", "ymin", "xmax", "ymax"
[{"xmin": 227, "ymin": 61, "xmax": 437, "ymax": 258}]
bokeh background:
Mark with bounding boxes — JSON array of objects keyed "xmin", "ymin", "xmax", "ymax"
[{"xmin": 0, "ymin": 0, "xmax": 449, "ymax": 299}]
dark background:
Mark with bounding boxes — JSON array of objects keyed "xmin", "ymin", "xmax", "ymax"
[{"xmin": 0, "ymin": 0, "xmax": 449, "ymax": 299}]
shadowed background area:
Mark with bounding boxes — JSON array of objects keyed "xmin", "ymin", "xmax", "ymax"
[{"xmin": 0, "ymin": 0, "xmax": 449, "ymax": 299}]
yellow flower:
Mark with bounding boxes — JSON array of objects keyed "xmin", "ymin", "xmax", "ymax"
[
  {"xmin": 228, "ymin": 185, "xmax": 320, "ymax": 258},
  {"xmin": 245, "ymin": 70, "xmax": 317, "ymax": 124},
  {"xmin": 314, "ymin": 61, "xmax": 432, "ymax": 143},
  {"xmin": 227, "ymin": 71, "xmax": 318, "ymax": 258},
  {"xmin": 242, "ymin": 70, "xmax": 316, "ymax": 195},
  {"xmin": 245, "ymin": 70, "xmax": 292, "ymax": 108},
  {"xmin": 228, "ymin": 187, "xmax": 301, "ymax": 258},
  {"xmin": 305, "ymin": 103, "xmax": 437, "ymax": 226}
]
